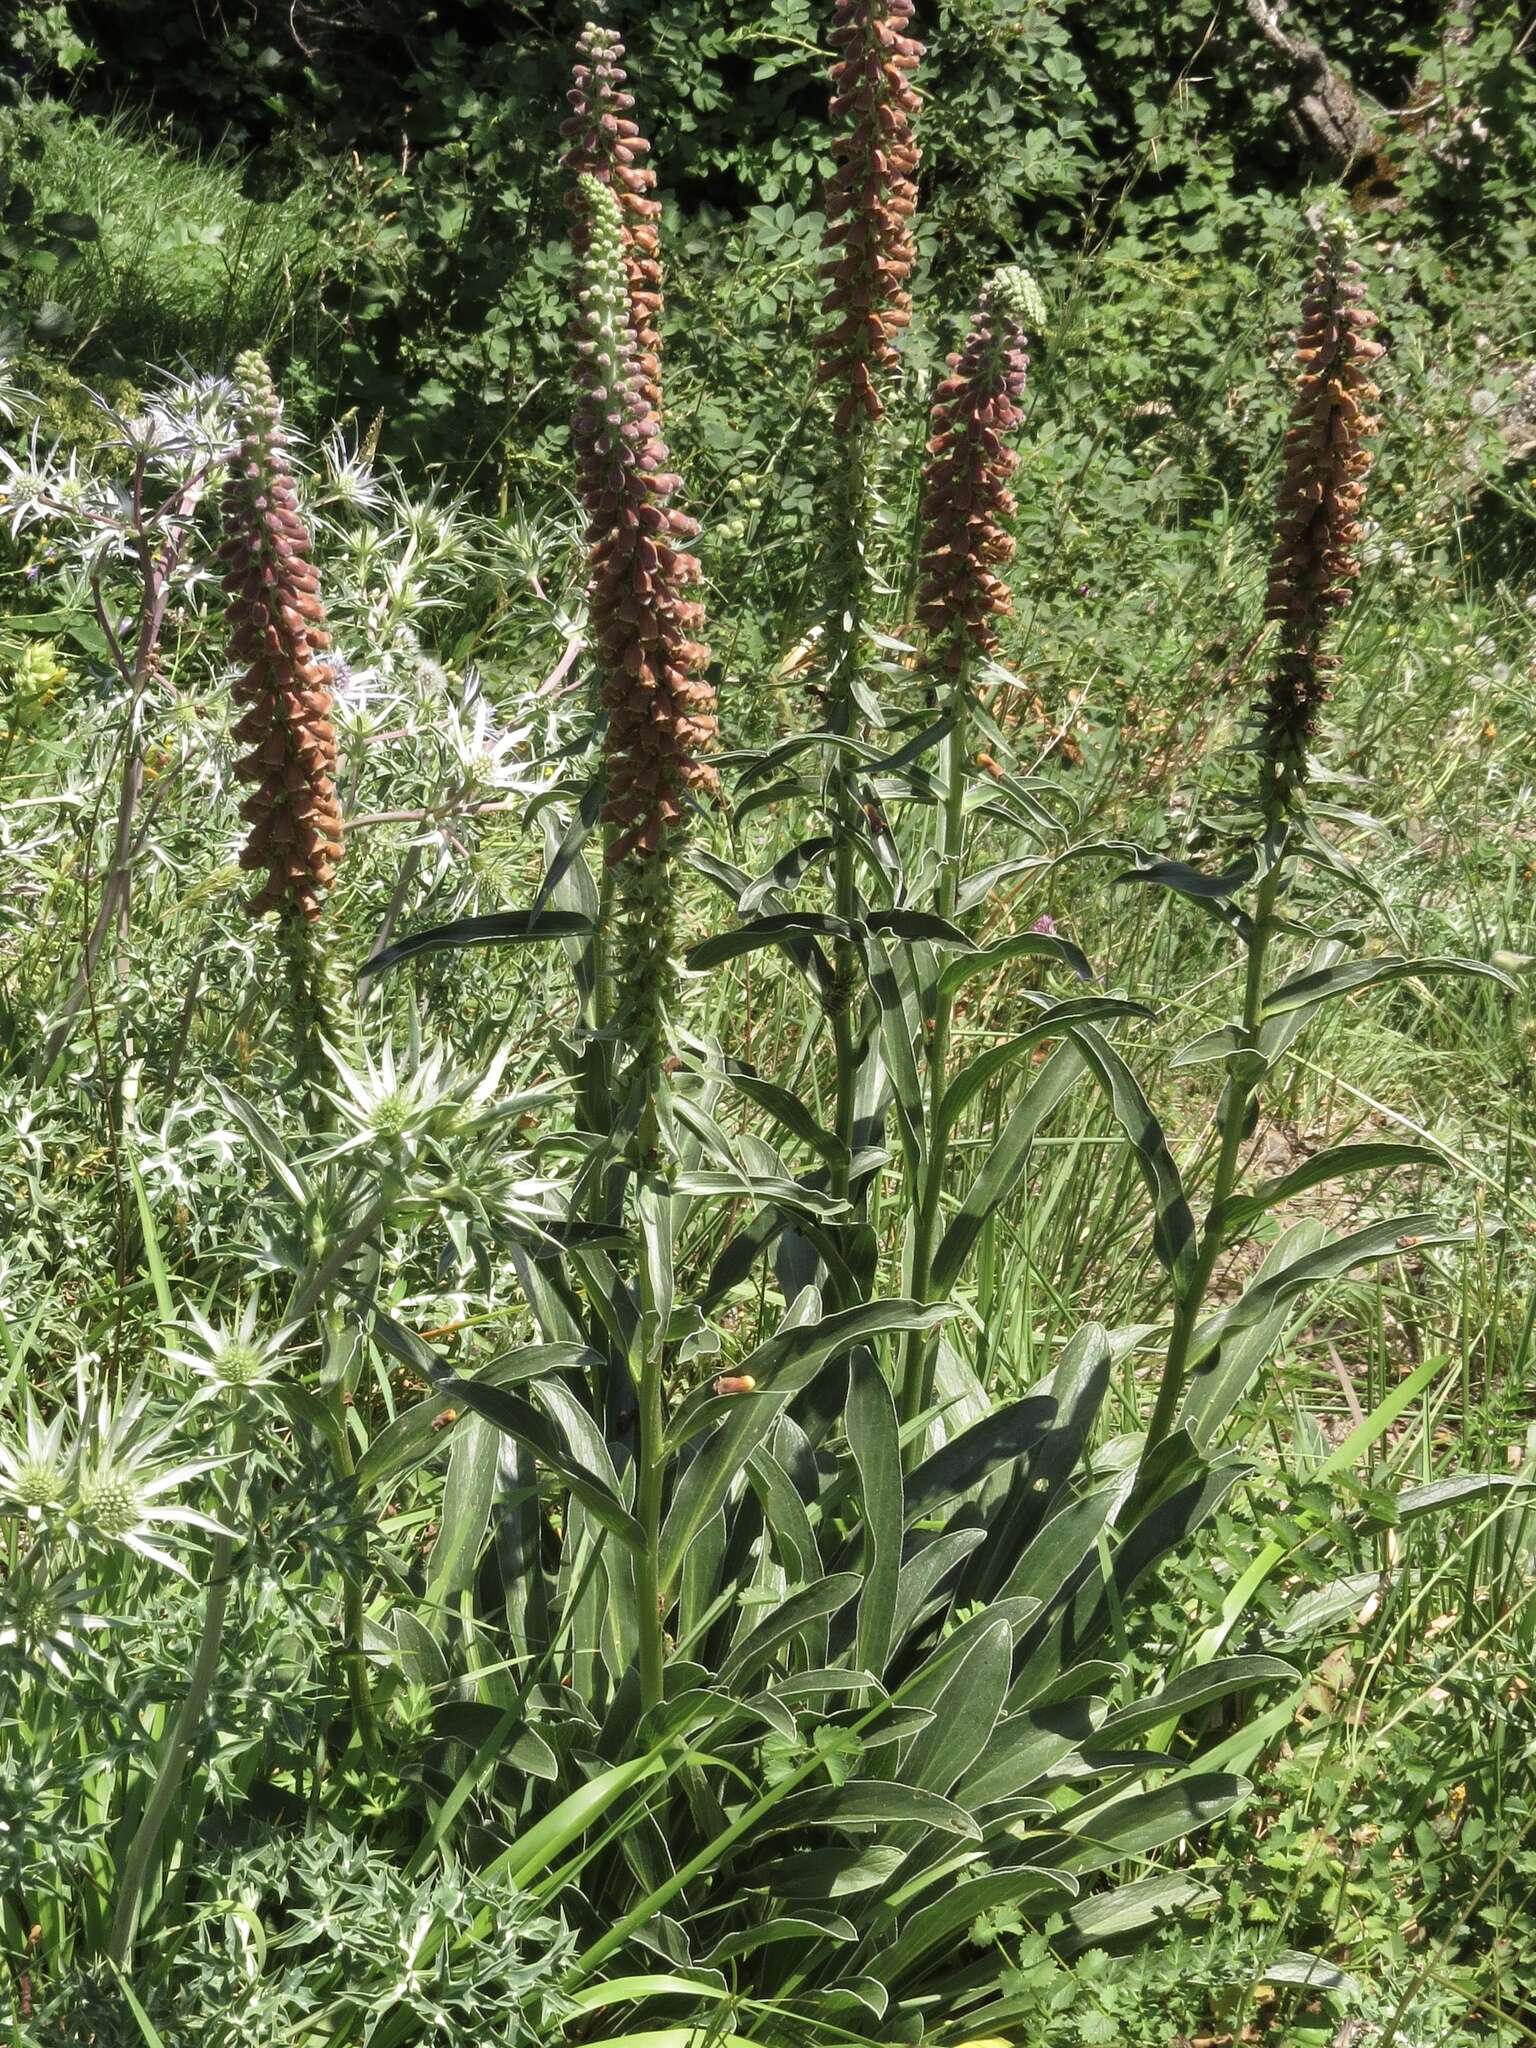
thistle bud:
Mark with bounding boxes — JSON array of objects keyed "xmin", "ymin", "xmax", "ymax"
[
  {"xmin": 817, "ymin": 0, "xmax": 924, "ymax": 434},
  {"xmin": 220, "ymin": 353, "xmax": 343, "ymax": 922},
  {"xmin": 1261, "ymin": 219, "xmax": 1384, "ymax": 796},
  {"xmin": 916, "ymin": 267, "xmax": 1038, "ymax": 675},
  {"xmin": 563, "ymin": 22, "xmax": 664, "ymax": 414}
]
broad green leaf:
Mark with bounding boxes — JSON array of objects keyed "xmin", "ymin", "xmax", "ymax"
[
  {"xmin": 936, "ymin": 931, "xmax": 1093, "ymax": 999},
  {"xmin": 1185, "ymin": 1214, "xmax": 1475, "ymax": 1377},
  {"xmin": 897, "ymin": 1615, "xmax": 1012, "ymax": 1796},
  {"xmin": 1056, "ymin": 1777, "xmax": 1261, "ymax": 1875},
  {"xmin": 1070, "ymin": 1023, "xmax": 1196, "ymax": 1286},
  {"xmin": 504, "ymin": 1752, "xmax": 672, "ymax": 1887},
  {"xmin": 718, "ymin": 1574, "xmax": 861, "ymax": 1689},
  {"xmin": 569, "ymin": 1977, "xmax": 728, "ymax": 2013},
  {"xmin": 686, "ymin": 912, "xmax": 851, "ymax": 973},
  {"xmin": 938, "ymin": 998, "xmax": 1149, "ymax": 1134},
  {"xmin": 1261, "ymin": 953, "xmax": 1516, "ymax": 1018},
  {"xmin": 1178, "ymin": 1220, "xmax": 1327, "ymax": 1446},
  {"xmin": 932, "ymin": 1040, "xmax": 1085, "ymax": 1294},
  {"xmin": 768, "ymin": 1780, "xmax": 980, "ymax": 1838},
  {"xmin": 425, "ymin": 1413, "xmax": 499, "ymax": 1602},
  {"xmin": 857, "ymin": 925, "xmax": 926, "ymax": 1172},
  {"xmin": 1095, "ymin": 1655, "xmax": 1296, "ymax": 1746},
  {"xmin": 863, "ymin": 1867, "xmax": 1075, "ymax": 1985},
  {"xmin": 699, "ymin": 1913, "xmax": 855, "ymax": 1965},
  {"xmin": 659, "ymin": 1298, "xmax": 951, "ymax": 1594},
  {"xmin": 1055, "ymin": 1871, "xmax": 1217, "ymax": 1955},
  {"xmin": 846, "ymin": 1350, "xmax": 903, "ymax": 1674},
  {"xmin": 352, "ymin": 1394, "xmax": 456, "ymax": 1498},
  {"xmin": 359, "ymin": 908, "xmax": 592, "ymax": 982},
  {"xmin": 1221, "ymin": 1141, "xmax": 1442, "ymax": 1235},
  {"xmin": 750, "ymin": 1843, "xmax": 907, "ymax": 1899},
  {"xmin": 738, "ymin": 834, "xmax": 835, "ymax": 916},
  {"xmin": 718, "ymin": 1067, "xmax": 848, "ymax": 1168},
  {"xmin": 904, "ymin": 1395, "xmax": 1057, "ymax": 1526},
  {"xmin": 445, "ymin": 1376, "xmax": 645, "ymax": 1550},
  {"xmin": 953, "ymin": 1699, "xmax": 1104, "ymax": 1809}
]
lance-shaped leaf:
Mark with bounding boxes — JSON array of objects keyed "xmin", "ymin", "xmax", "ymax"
[
  {"xmin": 1261, "ymin": 953, "xmax": 1516, "ymax": 1018},
  {"xmin": 444, "ymin": 1375, "xmax": 644, "ymax": 1550},
  {"xmin": 358, "ymin": 908, "xmax": 593, "ymax": 983},
  {"xmin": 658, "ymin": 1298, "xmax": 953, "ymax": 1594},
  {"xmin": 931, "ymin": 1040, "xmax": 1085, "ymax": 1294},
  {"xmin": 1219, "ymin": 1140, "xmax": 1441, "ymax": 1236},
  {"xmin": 846, "ymin": 1350, "xmax": 903, "ymax": 1674}
]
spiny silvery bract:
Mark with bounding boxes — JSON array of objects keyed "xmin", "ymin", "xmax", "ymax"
[
  {"xmin": 165, "ymin": 1299, "xmax": 289, "ymax": 1403},
  {"xmin": 0, "ymin": 1559, "xmax": 110, "ymax": 1680},
  {"xmin": 917, "ymin": 267, "xmax": 1039, "ymax": 675},
  {"xmin": 572, "ymin": 174, "xmax": 718, "ymax": 866},
  {"xmin": 1261, "ymin": 218, "xmax": 1384, "ymax": 795},
  {"xmin": 818, "ymin": 0, "xmax": 924, "ymax": 434},
  {"xmin": 221, "ymin": 351, "xmax": 345, "ymax": 921},
  {"xmin": 0, "ymin": 1393, "xmax": 73, "ymax": 1525},
  {"xmin": 66, "ymin": 1384, "xmax": 228, "ymax": 1578},
  {"xmin": 562, "ymin": 21, "xmax": 663, "ymax": 417}
]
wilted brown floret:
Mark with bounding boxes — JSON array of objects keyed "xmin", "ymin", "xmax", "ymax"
[
  {"xmin": 573, "ymin": 176, "xmax": 718, "ymax": 866},
  {"xmin": 917, "ymin": 271, "xmax": 1033, "ymax": 674},
  {"xmin": 1262, "ymin": 223, "xmax": 1384, "ymax": 784},
  {"xmin": 817, "ymin": 0, "xmax": 923, "ymax": 434},
  {"xmin": 562, "ymin": 22, "xmax": 664, "ymax": 416},
  {"xmin": 221, "ymin": 352, "xmax": 343, "ymax": 922}
]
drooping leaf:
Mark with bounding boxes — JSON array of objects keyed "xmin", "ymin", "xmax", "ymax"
[
  {"xmin": 931, "ymin": 1041, "xmax": 1085, "ymax": 1294},
  {"xmin": 358, "ymin": 909, "xmax": 592, "ymax": 982},
  {"xmin": 1261, "ymin": 953, "xmax": 1516, "ymax": 1018},
  {"xmin": 1220, "ymin": 1141, "xmax": 1442, "ymax": 1235}
]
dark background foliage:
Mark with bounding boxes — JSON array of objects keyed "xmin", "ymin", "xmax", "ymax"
[{"xmin": 8, "ymin": 0, "xmax": 1533, "ymax": 484}]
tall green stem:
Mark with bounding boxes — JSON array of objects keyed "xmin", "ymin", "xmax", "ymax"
[
  {"xmin": 329, "ymin": 1369, "xmax": 381, "ymax": 1762},
  {"xmin": 634, "ymin": 1340, "xmax": 667, "ymax": 1716},
  {"xmin": 632, "ymin": 1100, "xmax": 669, "ymax": 1715},
  {"xmin": 826, "ymin": 421, "xmax": 872, "ymax": 1219},
  {"xmin": 899, "ymin": 658, "xmax": 970, "ymax": 1435},
  {"xmin": 108, "ymin": 1415, "xmax": 252, "ymax": 1965},
  {"xmin": 1139, "ymin": 854, "xmax": 1285, "ymax": 1473}
]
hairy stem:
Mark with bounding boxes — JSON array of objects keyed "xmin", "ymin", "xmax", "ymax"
[
  {"xmin": 1140, "ymin": 855, "xmax": 1285, "ymax": 1472},
  {"xmin": 826, "ymin": 420, "xmax": 871, "ymax": 1220},
  {"xmin": 900, "ymin": 657, "xmax": 971, "ymax": 1436},
  {"xmin": 107, "ymin": 1414, "xmax": 252, "ymax": 1966}
]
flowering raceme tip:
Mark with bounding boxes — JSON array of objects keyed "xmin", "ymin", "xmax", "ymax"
[
  {"xmin": 572, "ymin": 174, "xmax": 717, "ymax": 866},
  {"xmin": 1262, "ymin": 221, "xmax": 1384, "ymax": 792},
  {"xmin": 563, "ymin": 22, "xmax": 664, "ymax": 415},
  {"xmin": 916, "ymin": 267, "xmax": 1040, "ymax": 674},
  {"xmin": 818, "ymin": 0, "xmax": 924, "ymax": 434},
  {"xmin": 220, "ymin": 352, "xmax": 343, "ymax": 921}
]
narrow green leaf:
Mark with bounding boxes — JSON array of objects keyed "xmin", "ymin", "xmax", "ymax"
[
  {"xmin": 359, "ymin": 909, "xmax": 592, "ymax": 982},
  {"xmin": 1221, "ymin": 1141, "xmax": 1442, "ymax": 1235},
  {"xmin": 1055, "ymin": 1871, "xmax": 1217, "ymax": 1955},
  {"xmin": 1262, "ymin": 953, "xmax": 1516, "ymax": 1018},
  {"xmin": 846, "ymin": 1350, "xmax": 902, "ymax": 1674},
  {"xmin": 938, "ymin": 998, "xmax": 1149, "ymax": 1134},
  {"xmin": 936, "ymin": 930, "xmax": 1093, "ymax": 999},
  {"xmin": 931, "ymin": 1040, "xmax": 1085, "ymax": 1294}
]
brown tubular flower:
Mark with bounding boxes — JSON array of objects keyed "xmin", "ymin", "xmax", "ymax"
[
  {"xmin": 221, "ymin": 352, "xmax": 343, "ymax": 922},
  {"xmin": 562, "ymin": 22, "xmax": 663, "ymax": 416},
  {"xmin": 573, "ymin": 174, "xmax": 718, "ymax": 868},
  {"xmin": 916, "ymin": 267, "xmax": 1040, "ymax": 676},
  {"xmin": 1261, "ymin": 220, "xmax": 1384, "ymax": 793},
  {"xmin": 817, "ymin": 0, "xmax": 923, "ymax": 434}
]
